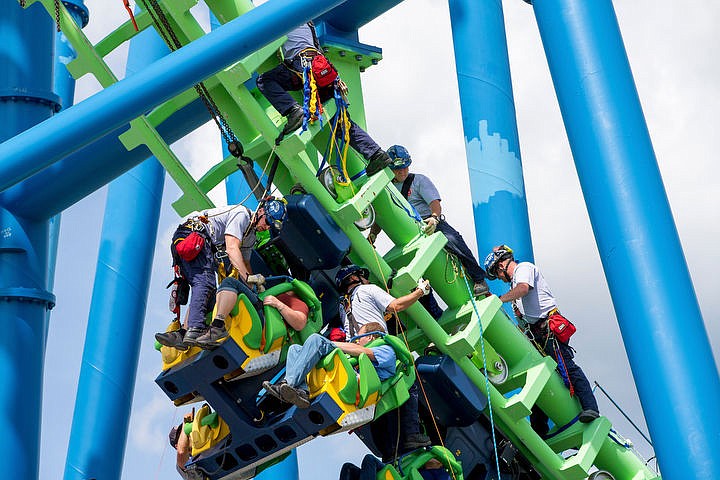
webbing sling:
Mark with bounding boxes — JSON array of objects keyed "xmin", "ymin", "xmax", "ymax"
[{"xmin": 400, "ymin": 173, "xmax": 415, "ymax": 199}]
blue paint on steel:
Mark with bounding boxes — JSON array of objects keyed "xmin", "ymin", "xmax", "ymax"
[
  {"xmin": 317, "ymin": 0, "xmax": 403, "ymax": 37},
  {"xmin": 0, "ymin": 3, "xmax": 57, "ymax": 479},
  {"xmin": 447, "ymin": 0, "xmax": 534, "ymax": 299},
  {"xmin": 532, "ymin": 1, "xmax": 720, "ymax": 478},
  {"xmin": 63, "ymin": 25, "xmax": 168, "ymax": 480},
  {"xmin": 61, "ymin": 0, "xmax": 89, "ymax": 28},
  {"xmin": 0, "ymin": 0, "xmax": 348, "ymax": 194}
]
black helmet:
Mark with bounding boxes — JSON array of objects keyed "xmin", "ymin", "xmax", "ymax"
[
  {"xmin": 483, "ymin": 245, "xmax": 514, "ymax": 280},
  {"xmin": 335, "ymin": 265, "xmax": 369, "ymax": 290}
]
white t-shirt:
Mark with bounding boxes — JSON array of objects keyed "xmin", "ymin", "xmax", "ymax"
[
  {"xmin": 512, "ymin": 261, "xmax": 557, "ymax": 324},
  {"xmin": 339, "ymin": 284, "xmax": 394, "ymax": 337}
]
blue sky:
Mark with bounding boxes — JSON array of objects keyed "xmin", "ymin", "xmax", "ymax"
[{"xmin": 39, "ymin": 1, "xmax": 719, "ymax": 479}]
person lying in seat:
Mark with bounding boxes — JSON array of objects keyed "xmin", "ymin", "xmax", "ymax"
[
  {"xmin": 195, "ymin": 276, "xmax": 310, "ymax": 350},
  {"xmin": 262, "ymin": 322, "xmax": 394, "ymax": 408}
]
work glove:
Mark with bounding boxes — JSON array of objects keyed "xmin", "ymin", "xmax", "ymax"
[
  {"xmin": 416, "ymin": 278, "xmax": 431, "ymax": 296},
  {"xmin": 423, "ymin": 216, "xmax": 439, "ymax": 235},
  {"xmin": 246, "ymin": 274, "xmax": 266, "ymax": 286}
]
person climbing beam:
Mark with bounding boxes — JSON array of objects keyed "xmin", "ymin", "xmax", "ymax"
[
  {"xmin": 256, "ymin": 22, "xmax": 392, "ymax": 176},
  {"xmin": 484, "ymin": 245, "xmax": 600, "ymax": 435},
  {"xmin": 369, "ymin": 145, "xmax": 490, "ymax": 297}
]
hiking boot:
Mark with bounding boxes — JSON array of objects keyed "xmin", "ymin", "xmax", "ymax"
[
  {"xmin": 365, "ymin": 150, "xmax": 392, "ymax": 176},
  {"xmin": 195, "ymin": 325, "xmax": 229, "ymax": 350},
  {"xmin": 263, "ymin": 380, "xmax": 284, "ymax": 402},
  {"xmin": 279, "ymin": 383, "xmax": 311, "ymax": 408},
  {"xmin": 182, "ymin": 327, "xmax": 209, "ymax": 347},
  {"xmin": 578, "ymin": 409, "xmax": 600, "ymax": 423},
  {"xmin": 282, "ymin": 104, "xmax": 304, "ymax": 134},
  {"xmin": 473, "ymin": 279, "xmax": 490, "ymax": 297},
  {"xmin": 402, "ymin": 433, "xmax": 432, "ymax": 450},
  {"xmin": 155, "ymin": 330, "xmax": 188, "ymax": 351}
]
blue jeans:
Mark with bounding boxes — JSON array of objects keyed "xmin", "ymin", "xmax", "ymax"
[
  {"xmin": 284, "ymin": 333, "xmax": 337, "ymax": 391},
  {"xmin": 435, "ymin": 220, "xmax": 486, "ymax": 283},
  {"xmin": 530, "ymin": 331, "xmax": 599, "ymax": 436},
  {"xmin": 256, "ymin": 57, "xmax": 381, "ymax": 160},
  {"xmin": 173, "ymin": 228, "xmax": 216, "ymax": 330}
]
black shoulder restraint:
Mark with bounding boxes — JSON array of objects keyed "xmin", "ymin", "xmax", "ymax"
[{"xmin": 400, "ymin": 173, "xmax": 415, "ymax": 199}]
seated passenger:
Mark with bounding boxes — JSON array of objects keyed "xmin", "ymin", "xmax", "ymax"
[
  {"xmin": 195, "ymin": 276, "xmax": 309, "ymax": 349},
  {"xmin": 256, "ymin": 22, "xmax": 392, "ymax": 176},
  {"xmin": 169, "ymin": 410, "xmax": 194, "ymax": 479},
  {"xmin": 262, "ymin": 322, "xmax": 394, "ymax": 409}
]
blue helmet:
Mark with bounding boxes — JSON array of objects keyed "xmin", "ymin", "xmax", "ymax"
[
  {"xmin": 262, "ymin": 199, "xmax": 287, "ymax": 230},
  {"xmin": 483, "ymin": 245, "xmax": 514, "ymax": 280},
  {"xmin": 335, "ymin": 265, "xmax": 369, "ymax": 290},
  {"xmin": 387, "ymin": 145, "xmax": 412, "ymax": 170}
]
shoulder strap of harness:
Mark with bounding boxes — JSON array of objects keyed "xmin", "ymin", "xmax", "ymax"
[
  {"xmin": 307, "ymin": 21, "xmax": 321, "ymax": 50},
  {"xmin": 400, "ymin": 173, "xmax": 415, "ymax": 199}
]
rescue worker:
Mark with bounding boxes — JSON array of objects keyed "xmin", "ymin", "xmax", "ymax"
[
  {"xmin": 369, "ymin": 145, "xmax": 489, "ymax": 297},
  {"xmin": 256, "ymin": 22, "xmax": 392, "ymax": 176},
  {"xmin": 155, "ymin": 199, "xmax": 287, "ymax": 349},
  {"xmin": 484, "ymin": 245, "xmax": 600, "ymax": 434}
]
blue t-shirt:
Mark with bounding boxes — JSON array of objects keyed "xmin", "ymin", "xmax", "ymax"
[
  {"xmin": 370, "ymin": 344, "xmax": 396, "ymax": 381},
  {"xmin": 392, "ymin": 173, "xmax": 441, "ymax": 219},
  {"xmin": 282, "ymin": 24, "xmax": 316, "ymax": 60}
]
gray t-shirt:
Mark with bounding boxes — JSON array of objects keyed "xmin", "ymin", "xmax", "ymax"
[
  {"xmin": 340, "ymin": 284, "xmax": 394, "ymax": 337},
  {"xmin": 392, "ymin": 173, "xmax": 441, "ymax": 219},
  {"xmin": 512, "ymin": 261, "xmax": 558, "ymax": 324},
  {"xmin": 282, "ymin": 24, "xmax": 316, "ymax": 60},
  {"xmin": 201, "ymin": 206, "xmax": 255, "ymax": 260}
]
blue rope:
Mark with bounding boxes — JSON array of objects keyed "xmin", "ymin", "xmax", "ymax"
[
  {"xmin": 302, "ymin": 64, "xmax": 311, "ymax": 132},
  {"xmin": 388, "ymin": 188, "xmax": 423, "ymax": 223},
  {"xmin": 460, "ymin": 267, "xmax": 502, "ymax": 480}
]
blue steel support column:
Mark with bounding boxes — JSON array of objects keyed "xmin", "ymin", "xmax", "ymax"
[
  {"xmin": 63, "ymin": 26, "xmax": 168, "ymax": 480},
  {"xmin": 0, "ymin": 0, "xmax": 348, "ymax": 193},
  {"xmin": 447, "ymin": 0, "xmax": 534, "ymax": 279},
  {"xmin": 46, "ymin": 0, "xmax": 89, "ymax": 300},
  {"xmin": 0, "ymin": 2, "xmax": 57, "ymax": 480},
  {"xmin": 532, "ymin": 1, "xmax": 720, "ymax": 478}
]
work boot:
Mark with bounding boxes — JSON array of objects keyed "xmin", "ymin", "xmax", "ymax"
[
  {"xmin": 263, "ymin": 380, "xmax": 285, "ymax": 402},
  {"xmin": 402, "ymin": 433, "xmax": 432, "ymax": 450},
  {"xmin": 365, "ymin": 150, "xmax": 392, "ymax": 176},
  {"xmin": 155, "ymin": 330, "xmax": 188, "ymax": 351},
  {"xmin": 195, "ymin": 325, "xmax": 229, "ymax": 350},
  {"xmin": 182, "ymin": 327, "xmax": 209, "ymax": 347},
  {"xmin": 473, "ymin": 279, "xmax": 490, "ymax": 297},
  {"xmin": 282, "ymin": 104, "xmax": 304, "ymax": 134},
  {"xmin": 578, "ymin": 409, "xmax": 600, "ymax": 423},
  {"xmin": 279, "ymin": 382, "xmax": 311, "ymax": 408}
]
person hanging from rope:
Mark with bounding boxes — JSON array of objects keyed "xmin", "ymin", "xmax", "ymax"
[
  {"xmin": 335, "ymin": 265, "xmax": 432, "ymax": 459},
  {"xmin": 155, "ymin": 199, "xmax": 287, "ymax": 349},
  {"xmin": 256, "ymin": 22, "xmax": 393, "ymax": 176},
  {"xmin": 483, "ymin": 245, "xmax": 600, "ymax": 435},
  {"xmin": 262, "ymin": 322, "xmax": 394, "ymax": 409},
  {"xmin": 369, "ymin": 145, "xmax": 490, "ymax": 297}
]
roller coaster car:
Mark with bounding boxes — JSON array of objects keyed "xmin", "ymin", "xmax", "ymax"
[
  {"xmin": 339, "ymin": 447, "xmax": 463, "ymax": 480},
  {"xmin": 307, "ymin": 335, "xmax": 416, "ymax": 435},
  {"xmin": 189, "ymin": 403, "xmax": 231, "ymax": 457},
  {"xmin": 159, "ymin": 278, "xmax": 322, "ymax": 374}
]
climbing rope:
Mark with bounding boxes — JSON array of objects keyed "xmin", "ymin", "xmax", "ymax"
[
  {"xmin": 369, "ymin": 253, "xmax": 458, "ymax": 480},
  {"xmin": 454, "ymin": 256, "xmax": 502, "ymax": 480}
]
